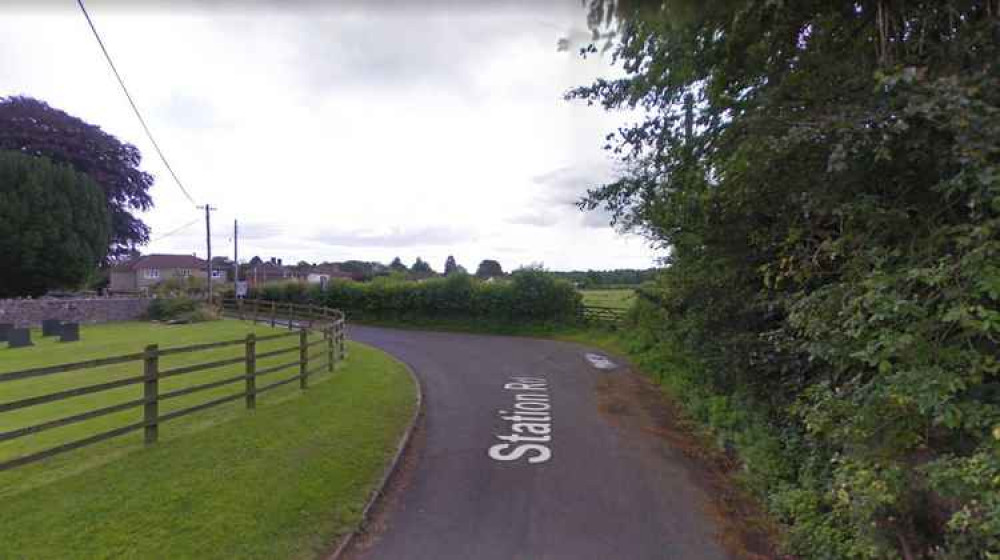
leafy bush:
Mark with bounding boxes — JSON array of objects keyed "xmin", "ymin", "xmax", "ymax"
[
  {"xmin": 249, "ymin": 271, "xmax": 582, "ymax": 324},
  {"xmin": 146, "ymin": 297, "xmax": 217, "ymax": 323},
  {"xmin": 573, "ymin": 2, "xmax": 1000, "ymax": 557}
]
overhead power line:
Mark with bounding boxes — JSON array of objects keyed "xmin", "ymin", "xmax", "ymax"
[
  {"xmin": 76, "ymin": 0, "xmax": 198, "ymax": 206},
  {"xmin": 150, "ymin": 218, "xmax": 200, "ymax": 243}
]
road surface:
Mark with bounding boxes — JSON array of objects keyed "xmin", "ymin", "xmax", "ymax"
[{"xmin": 346, "ymin": 326, "xmax": 734, "ymax": 560}]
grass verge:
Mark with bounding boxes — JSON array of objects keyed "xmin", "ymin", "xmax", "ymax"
[{"xmin": 0, "ymin": 322, "xmax": 416, "ymax": 560}]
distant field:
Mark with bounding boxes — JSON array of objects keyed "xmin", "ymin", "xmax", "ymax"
[
  {"xmin": 579, "ymin": 288, "xmax": 636, "ymax": 311},
  {"xmin": 0, "ymin": 319, "xmax": 416, "ymax": 559}
]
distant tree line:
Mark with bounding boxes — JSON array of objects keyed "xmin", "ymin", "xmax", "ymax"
[
  {"xmin": 266, "ymin": 256, "xmax": 509, "ymax": 282},
  {"xmin": 551, "ymin": 269, "xmax": 657, "ymax": 288}
]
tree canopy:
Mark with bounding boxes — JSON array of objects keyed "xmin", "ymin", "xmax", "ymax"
[
  {"xmin": 0, "ymin": 150, "xmax": 110, "ymax": 297},
  {"xmin": 573, "ymin": 1, "xmax": 1000, "ymax": 557},
  {"xmin": 443, "ymin": 255, "xmax": 459, "ymax": 276},
  {"xmin": 389, "ymin": 257, "xmax": 408, "ymax": 272},
  {"xmin": 474, "ymin": 259, "xmax": 504, "ymax": 279},
  {"xmin": 411, "ymin": 257, "xmax": 434, "ymax": 275},
  {"xmin": 0, "ymin": 96, "xmax": 154, "ymax": 258}
]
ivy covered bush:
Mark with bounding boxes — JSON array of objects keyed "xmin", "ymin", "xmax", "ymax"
[{"xmin": 575, "ymin": 1, "xmax": 999, "ymax": 557}]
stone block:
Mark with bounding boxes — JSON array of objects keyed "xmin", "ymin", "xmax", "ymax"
[
  {"xmin": 8, "ymin": 328, "xmax": 33, "ymax": 348},
  {"xmin": 59, "ymin": 322, "xmax": 80, "ymax": 342},
  {"xmin": 41, "ymin": 318, "xmax": 62, "ymax": 337}
]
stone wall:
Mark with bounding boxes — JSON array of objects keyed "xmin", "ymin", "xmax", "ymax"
[{"xmin": 0, "ymin": 298, "xmax": 151, "ymax": 328}]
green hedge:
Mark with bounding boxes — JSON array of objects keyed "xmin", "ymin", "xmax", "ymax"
[
  {"xmin": 250, "ymin": 270, "xmax": 582, "ymax": 323},
  {"xmin": 147, "ymin": 297, "xmax": 218, "ymax": 323}
]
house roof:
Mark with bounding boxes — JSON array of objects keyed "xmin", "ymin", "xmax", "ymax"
[
  {"xmin": 113, "ymin": 254, "xmax": 208, "ymax": 272},
  {"xmin": 310, "ymin": 264, "xmax": 347, "ymax": 275}
]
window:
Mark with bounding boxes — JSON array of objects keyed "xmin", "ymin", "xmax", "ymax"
[
  {"xmin": 144, "ymin": 268, "xmax": 160, "ymax": 279},
  {"xmin": 177, "ymin": 269, "xmax": 191, "ymax": 277},
  {"xmin": 212, "ymin": 270, "xmax": 224, "ymax": 279}
]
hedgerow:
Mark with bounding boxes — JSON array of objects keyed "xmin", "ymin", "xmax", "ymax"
[
  {"xmin": 575, "ymin": 1, "xmax": 1000, "ymax": 557},
  {"xmin": 251, "ymin": 269, "xmax": 582, "ymax": 324}
]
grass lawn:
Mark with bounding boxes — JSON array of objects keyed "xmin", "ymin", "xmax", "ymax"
[
  {"xmin": 579, "ymin": 288, "xmax": 636, "ymax": 311},
  {"xmin": 0, "ymin": 320, "xmax": 416, "ymax": 559}
]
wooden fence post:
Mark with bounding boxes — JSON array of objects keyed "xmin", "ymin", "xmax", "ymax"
[
  {"xmin": 253, "ymin": 299, "xmax": 259, "ymax": 324},
  {"xmin": 271, "ymin": 301, "xmax": 276, "ymax": 328},
  {"xmin": 237, "ymin": 299, "xmax": 244, "ymax": 320},
  {"xmin": 299, "ymin": 329, "xmax": 309, "ymax": 389},
  {"xmin": 245, "ymin": 334, "xmax": 256, "ymax": 409},
  {"xmin": 338, "ymin": 321, "xmax": 346, "ymax": 360},
  {"xmin": 327, "ymin": 326, "xmax": 334, "ymax": 372},
  {"xmin": 287, "ymin": 302, "xmax": 294, "ymax": 330},
  {"xmin": 143, "ymin": 344, "xmax": 159, "ymax": 445}
]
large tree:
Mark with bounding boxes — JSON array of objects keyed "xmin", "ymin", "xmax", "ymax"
[
  {"xmin": 410, "ymin": 257, "xmax": 434, "ymax": 275},
  {"xmin": 474, "ymin": 259, "xmax": 504, "ymax": 279},
  {"xmin": 0, "ymin": 151, "xmax": 110, "ymax": 297},
  {"xmin": 443, "ymin": 255, "xmax": 459, "ymax": 276},
  {"xmin": 573, "ymin": 1, "xmax": 1000, "ymax": 557},
  {"xmin": 0, "ymin": 96, "xmax": 154, "ymax": 257},
  {"xmin": 389, "ymin": 256, "xmax": 408, "ymax": 272}
]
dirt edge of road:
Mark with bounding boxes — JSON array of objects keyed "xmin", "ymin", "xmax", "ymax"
[
  {"xmin": 595, "ymin": 365, "xmax": 787, "ymax": 560},
  {"xmin": 326, "ymin": 358, "xmax": 425, "ymax": 560}
]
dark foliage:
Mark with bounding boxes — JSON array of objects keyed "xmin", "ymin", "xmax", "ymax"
[
  {"xmin": 573, "ymin": 1, "xmax": 1000, "ymax": 557},
  {"xmin": 0, "ymin": 150, "xmax": 110, "ymax": 297},
  {"xmin": 252, "ymin": 270, "xmax": 581, "ymax": 324},
  {"xmin": 389, "ymin": 257, "xmax": 408, "ymax": 272},
  {"xmin": 474, "ymin": 259, "xmax": 504, "ymax": 279},
  {"xmin": 443, "ymin": 255, "xmax": 459, "ymax": 276},
  {"xmin": 552, "ymin": 268, "xmax": 657, "ymax": 287},
  {"xmin": 410, "ymin": 257, "xmax": 434, "ymax": 276},
  {"xmin": 0, "ymin": 96, "xmax": 153, "ymax": 258}
]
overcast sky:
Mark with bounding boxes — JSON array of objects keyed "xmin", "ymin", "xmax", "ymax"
[{"xmin": 1, "ymin": 0, "xmax": 658, "ymax": 272}]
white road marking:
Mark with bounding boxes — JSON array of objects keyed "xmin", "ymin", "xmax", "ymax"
[
  {"xmin": 584, "ymin": 353, "xmax": 617, "ymax": 370},
  {"xmin": 488, "ymin": 377, "xmax": 552, "ymax": 464}
]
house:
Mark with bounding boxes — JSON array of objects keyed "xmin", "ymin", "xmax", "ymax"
[
  {"xmin": 211, "ymin": 256, "xmax": 235, "ymax": 282},
  {"xmin": 109, "ymin": 254, "xmax": 211, "ymax": 292},
  {"xmin": 247, "ymin": 257, "xmax": 292, "ymax": 288},
  {"xmin": 302, "ymin": 264, "xmax": 354, "ymax": 286}
]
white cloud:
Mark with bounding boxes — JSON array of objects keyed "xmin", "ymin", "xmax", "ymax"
[{"xmin": 0, "ymin": 1, "xmax": 659, "ymax": 270}]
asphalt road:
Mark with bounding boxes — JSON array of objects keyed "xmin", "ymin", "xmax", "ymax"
[{"xmin": 346, "ymin": 326, "xmax": 734, "ymax": 560}]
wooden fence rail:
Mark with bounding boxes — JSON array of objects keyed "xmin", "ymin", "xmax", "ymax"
[
  {"xmin": 219, "ymin": 298, "xmax": 347, "ymax": 360},
  {"xmin": 580, "ymin": 304, "xmax": 628, "ymax": 325},
  {"xmin": 0, "ymin": 303, "xmax": 347, "ymax": 472}
]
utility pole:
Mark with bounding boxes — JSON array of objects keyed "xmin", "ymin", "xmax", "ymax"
[
  {"xmin": 233, "ymin": 219, "xmax": 239, "ymax": 296},
  {"xmin": 198, "ymin": 205, "xmax": 216, "ymax": 302}
]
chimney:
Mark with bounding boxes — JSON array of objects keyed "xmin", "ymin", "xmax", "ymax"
[{"xmin": 278, "ymin": 258, "xmax": 283, "ymax": 266}]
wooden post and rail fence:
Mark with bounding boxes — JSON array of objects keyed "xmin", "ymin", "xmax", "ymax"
[
  {"xmin": 0, "ymin": 299, "xmax": 346, "ymax": 472},
  {"xmin": 578, "ymin": 305, "xmax": 628, "ymax": 326}
]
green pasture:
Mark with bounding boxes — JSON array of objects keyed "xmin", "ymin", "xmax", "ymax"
[
  {"xmin": 0, "ymin": 319, "xmax": 416, "ymax": 559},
  {"xmin": 579, "ymin": 288, "xmax": 636, "ymax": 311}
]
